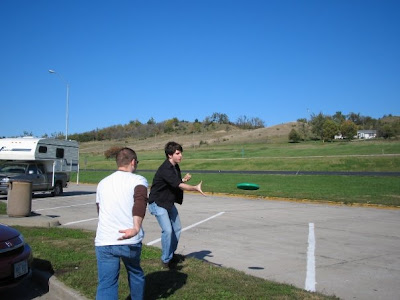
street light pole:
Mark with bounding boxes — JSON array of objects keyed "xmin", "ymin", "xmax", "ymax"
[{"xmin": 48, "ymin": 70, "xmax": 69, "ymax": 140}]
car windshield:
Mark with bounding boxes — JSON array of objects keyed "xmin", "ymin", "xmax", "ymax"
[{"xmin": 0, "ymin": 163, "xmax": 28, "ymax": 173}]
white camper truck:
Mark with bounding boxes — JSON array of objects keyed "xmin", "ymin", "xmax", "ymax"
[{"xmin": 0, "ymin": 137, "xmax": 79, "ymax": 196}]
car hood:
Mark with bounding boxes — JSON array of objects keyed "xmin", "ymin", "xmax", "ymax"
[
  {"xmin": 0, "ymin": 172, "xmax": 21, "ymax": 177},
  {"xmin": 0, "ymin": 174, "xmax": 24, "ymax": 182},
  {"xmin": 0, "ymin": 224, "xmax": 19, "ymax": 241}
]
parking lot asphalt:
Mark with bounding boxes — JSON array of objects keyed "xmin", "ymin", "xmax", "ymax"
[{"xmin": 1, "ymin": 183, "xmax": 400, "ymax": 300}]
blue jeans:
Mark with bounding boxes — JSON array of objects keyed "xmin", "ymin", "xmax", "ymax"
[
  {"xmin": 95, "ymin": 244, "xmax": 144, "ymax": 300},
  {"xmin": 148, "ymin": 202, "xmax": 182, "ymax": 263}
]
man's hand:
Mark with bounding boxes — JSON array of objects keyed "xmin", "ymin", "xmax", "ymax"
[
  {"xmin": 196, "ymin": 181, "xmax": 206, "ymax": 196},
  {"xmin": 118, "ymin": 228, "xmax": 139, "ymax": 240},
  {"xmin": 183, "ymin": 173, "xmax": 192, "ymax": 182},
  {"xmin": 179, "ymin": 179, "xmax": 206, "ymax": 196}
]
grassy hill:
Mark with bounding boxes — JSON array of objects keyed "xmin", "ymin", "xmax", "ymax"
[{"xmin": 79, "ymin": 122, "xmax": 300, "ymax": 155}]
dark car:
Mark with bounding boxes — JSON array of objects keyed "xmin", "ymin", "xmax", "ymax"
[{"xmin": 0, "ymin": 224, "xmax": 32, "ymax": 290}]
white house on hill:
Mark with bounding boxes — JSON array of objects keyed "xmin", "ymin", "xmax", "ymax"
[
  {"xmin": 357, "ymin": 130, "xmax": 377, "ymax": 139},
  {"xmin": 334, "ymin": 130, "xmax": 377, "ymax": 140}
]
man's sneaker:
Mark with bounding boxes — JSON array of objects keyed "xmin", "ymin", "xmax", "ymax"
[
  {"xmin": 160, "ymin": 260, "xmax": 177, "ymax": 270},
  {"xmin": 161, "ymin": 261, "xmax": 169, "ymax": 269}
]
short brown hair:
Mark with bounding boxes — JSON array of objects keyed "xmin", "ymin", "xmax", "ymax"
[{"xmin": 116, "ymin": 147, "xmax": 137, "ymax": 167}]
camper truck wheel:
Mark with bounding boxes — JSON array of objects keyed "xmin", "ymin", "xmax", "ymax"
[{"xmin": 52, "ymin": 182, "xmax": 63, "ymax": 196}]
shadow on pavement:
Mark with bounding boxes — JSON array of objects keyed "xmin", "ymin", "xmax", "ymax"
[{"xmin": 186, "ymin": 250, "xmax": 223, "ymax": 267}]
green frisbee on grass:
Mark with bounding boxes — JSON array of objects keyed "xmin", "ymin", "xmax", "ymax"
[{"xmin": 237, "ymin": 182, "xmax": 260, "ymax": 190}]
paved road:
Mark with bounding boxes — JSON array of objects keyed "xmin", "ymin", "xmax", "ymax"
[{"xmin": 2, "ymin": 183, "xmax": 400, "ymax": 300}]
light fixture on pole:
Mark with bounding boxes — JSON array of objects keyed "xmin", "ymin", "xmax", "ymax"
[{"xmin": 48, "ymin": 69, "xmax": 69, "ymax": 140}]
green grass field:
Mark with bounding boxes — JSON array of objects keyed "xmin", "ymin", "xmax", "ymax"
[
  {"xmin": 72, "ymin": 140, "xmax": 400, "ymax": 207},
  {"xmin": 70, "ymin": 171, "xmax": 400, "ymax": 207},
  {"xmin": 80, "ymin": 140, "xmax": 400, "ymax": 172}
]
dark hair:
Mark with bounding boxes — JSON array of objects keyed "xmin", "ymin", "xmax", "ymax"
[
  {"xmin": 164, "ymin": 141, "xmax": 183, "ymax": 158},
  {"xmin": 116, "ymin": 147, "xmax": 137, "ymax": 167}
]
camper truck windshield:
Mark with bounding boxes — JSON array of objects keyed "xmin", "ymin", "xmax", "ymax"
[{"xmin": 0, "ymin": 163, "xmax": 28, "ymax": 174}]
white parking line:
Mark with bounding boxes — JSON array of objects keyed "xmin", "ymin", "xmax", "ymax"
[
  {"xmin": 35, "ymin": 202, "xmax": 93, "ymax": 211},
  {"xmin": 32, "ymin": 194, "xmax": 94, "ymax": 202},
  {"xmin": 146, "ymin": 211, "xmax": 225, "ymax": 246},
  {"xmin": 63, "ymin": 218, "xmax": 98, "ymax": 226},
  {"xmin": 305, "ymin": 222, "xmax": 316, "ymax": 292}
]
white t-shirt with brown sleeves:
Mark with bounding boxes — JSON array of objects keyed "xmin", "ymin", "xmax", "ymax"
[{"xmin": 95, "ymin": 170, "xmax": 148, "ymax": 246}]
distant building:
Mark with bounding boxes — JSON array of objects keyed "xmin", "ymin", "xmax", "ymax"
[
  {"xmin": 357, "ymin": 130, "xmax": 377, "ymax": 139},
  {"xmin": 334, "ymin": 130, "xmax": 377, "ymax": 140}
]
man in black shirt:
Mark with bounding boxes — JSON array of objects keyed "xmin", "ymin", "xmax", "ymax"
[{"xmin": 148, "ymin": 141, "xmax": 205, "ymax": 268}]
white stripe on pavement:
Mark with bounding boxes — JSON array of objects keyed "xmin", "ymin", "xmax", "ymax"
[
  {"xmin": 146, "ymin": 211, "xmax": 225, "ymax": 246},
  {"xmin": 305, "ymin": 222, "xmax": 316, "ymax": 292},
  {"xmin": 35, "ymin": 202, "xmax": 93, "ymax": 211},
  {"xmin": 32, "ymin": 194, "xmax": 94, "ymax": 202},
  {"xmin": 63, "ymin": 218, "xmax": 98, "ymax": 226}
]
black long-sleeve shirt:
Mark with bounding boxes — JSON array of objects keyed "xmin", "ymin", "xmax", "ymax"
[{"xmin": 148, "ymin": 159, "xmax": 183, "ymax": 210}]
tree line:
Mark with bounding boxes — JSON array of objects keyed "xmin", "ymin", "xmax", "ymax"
[
  {"xmin": 6, "ymin": 112, "xmax": 399, "ymax": 142},
  {"xmin": 65, "ymin": 113, "xmax": 265, "ymax": 142},
  {"xmin": 289, "ymin": 112, "xmax": 400, "ymax": 142}
]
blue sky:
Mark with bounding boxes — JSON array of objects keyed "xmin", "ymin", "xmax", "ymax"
[{"xmin": 1, "ymin": 0, "xmax": 399, "ymax": 138}]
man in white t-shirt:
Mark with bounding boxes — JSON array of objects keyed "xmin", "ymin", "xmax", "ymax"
[{"xmin": 95, "ymin": 147, "xmax": 148, "ymax": 300}]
